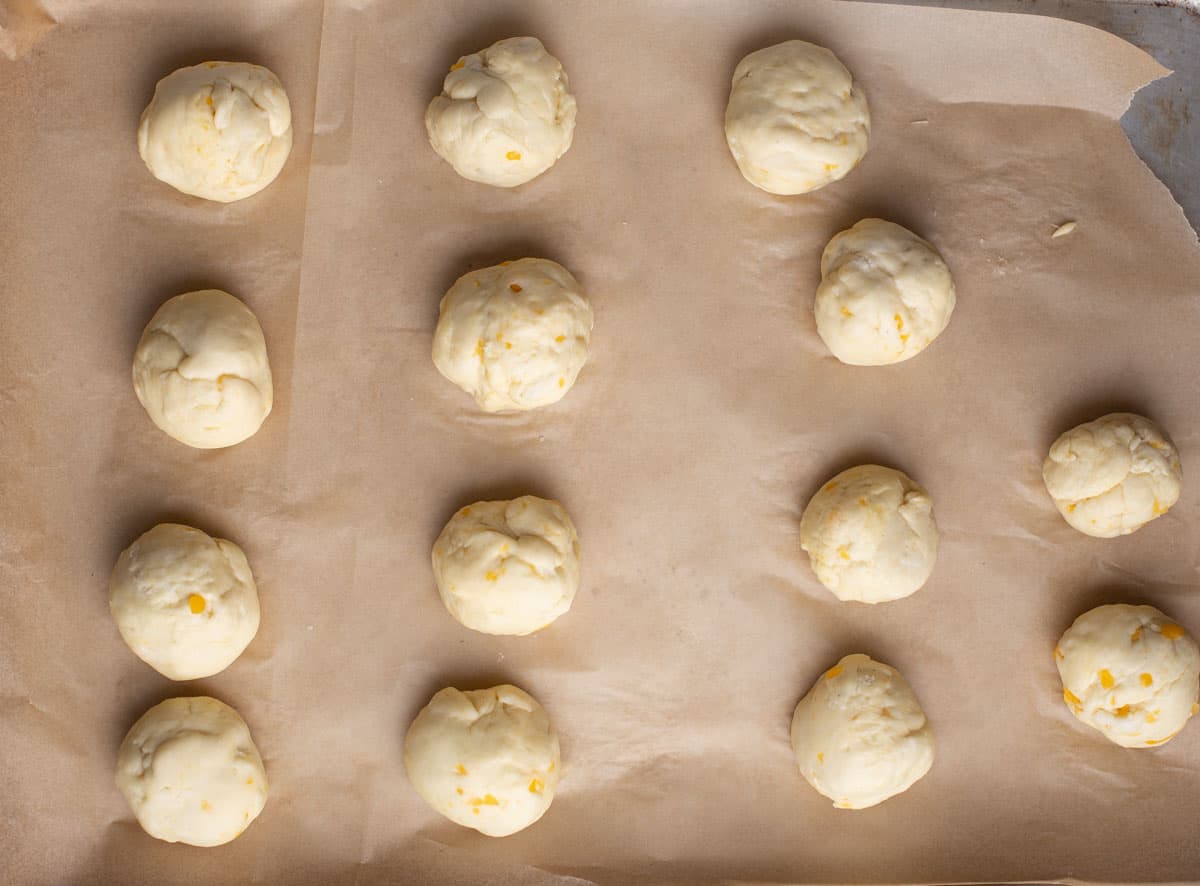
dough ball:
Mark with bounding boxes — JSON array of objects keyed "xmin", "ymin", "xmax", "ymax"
[
  {"xmin": 791, "ymin": 654, "xmax": 934, "ymax": 809},
  {"xmin": 404, "ymin": 685, "xmax": 560, "ymax": 837},
  {"xmin": 432, "ymin": 496, "xmax": 581, "ymax": 636},
  {"xmin": 133, "ymin": 289, "xmax": 273, "ymax": 448},
  {"xmin": 109, "ymin": 523, "xmax": 260, "ymax": 681},
  {"xmin": 724, "ymin": 40, "xmax": 870, "ymax": 195},
  {"xmin": 138, "ymin": 61, "xmax": 292, "ymax": 202},
  {"xmin": 814, "ymin": 219, "xmax": 956, "ymax": 366},
  {"xmin": 1056, "ymin": 604, "xmax": 1200, "ymax": 748},
  {"xmin": 800, "ymin": 465, "xmax": 938, "ymax": 604},
  {"xmin": 426, "ymin": 37, "xmax": 577, "ymax": 187},
  {"xmin": 432, "ymin": 258, "xmax": 593, "ymax": 412},
  {"xmin": 1042, "ymin": 413, "xmax": 1182, "ymax": 538},
  {"xmin": 116, "ymin": 696, "xmax": 268, "ymax": 846}
]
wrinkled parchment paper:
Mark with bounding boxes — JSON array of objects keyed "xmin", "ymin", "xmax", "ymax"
[{"xmin": 4, "ymin": 1, "xmax": 1200, "ymax": 883}]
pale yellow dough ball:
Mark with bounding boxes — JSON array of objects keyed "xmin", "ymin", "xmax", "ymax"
[
  {"xmin": 138, "ymin": 61, "xmax": 292, "ymax": 202},
  {"xmin": 404, "ymin": 685, "xmax": 560, "ymax": 837},
  {"xmin": 790, "ymin": 654, "xmax": 934, "ymax": 809},
  {"xmin": 426, "ymin": 37, "xmax": 576, "ymax": 187},
  {"xmin": 432, "ymin": 496, "xmax": 581, "ymax": 636},
  {"xmin": 132, "ymin": 289, "xmax": 273, "ymax": 449},
  {"xmin": 432, "ymin": 258, "xmax": 592, "ymax": 412},
  {"xmin": 1056, "ymin": 604, "xmax": 1199, "ymax": 748},
  {"xmin": 800, "ymin": 465, "xmax": 938, "ymax": 603},
  {"xmin": 724, "ymin": 40, "xmax": 870, "ymax": 195},
  {"xmin": 109, "ymin": 523, "xmax": 260, "ymax": 680},
  {"xmin": 1042, "ymin": 413, "xmax": 1182, "ymax": 537},
  {"xmin": 116, "ymin": 696, "xmax": 268, "ymax": 846}
]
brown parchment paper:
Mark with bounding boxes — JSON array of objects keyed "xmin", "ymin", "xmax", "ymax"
[{"xmin": 3, "ymin": 1, "xmax": 1200, "ymax": 883}]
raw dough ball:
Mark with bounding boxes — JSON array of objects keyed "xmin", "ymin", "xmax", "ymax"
[
  {"xmin": 426, "ymin": 37, "xmax": 577, "ymax": 187},
  {"xmin": 138, "ymin": 61, "xmax": 292, "ymax": 202},
  {"xmin": 724, "ymin": 40, "xmax": 870, "ymax": 195},
  {"xmin": 133, "ymin": 289, "xmax": 273, "ymax": 448},
  {"xmin": 814, "ymin": 219, "xmax": 956, "ymax": 366},
  {"xmin": 799, "ymin": 465, "xmax": 938, "ymax": 604},
  {"xmin": 432, "ymin": 496, "xmax": 581, "ymax": 635},
  {"xmin": 1042, "ymin": 413, "xmax": 1182, "ymax": 538},
  {"xmin": 791, "ymin": 654, "xmax": 934, "ymax": 809},
  {"xmin": 1056, "ymin": 604, "xmax": 1200, "ymax": 748},
  {"xmin": 109, "ymin": 523, "xmax": 261, "ymax": 681},
  {"xmin": 432, "ymin": 258, "xmax": 593, "ymax": 412},
  {"xmin": 116, "ymin": 696, "xmax": 268, "ymax": 846},
  {"xmin": 404, "ymin": 685, "xmax": 560, "ymax": 837}
]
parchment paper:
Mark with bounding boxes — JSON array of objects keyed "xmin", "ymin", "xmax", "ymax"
[{"xmin": 3, "ymin": 1, "xmax": 1200, "ymax": 883}]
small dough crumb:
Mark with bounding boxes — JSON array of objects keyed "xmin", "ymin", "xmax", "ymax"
[
  {"xmin": 432, "ymin": 496, "xmax": 581, "ymax": 635},
  {"xmin": 425, "ymin": 37, "xmax": 576, "ymax": 187},
  {"xmin": 1051, "ymin": 221, "xmax": 1077, "ymax": 238},
  {"xmin": 116, "ymin": 696, "xmax": 268, "ymax": 846},
  {"xmin": 724, "ymin": 40, "xmax": 870, "ymax": 195},
  {"xmin": 800, "ymin": 465, "xmax": 938, "ymax": 603},
  {"xmin": 404, "ymin": 685, "xmax": 560, "ymax": 836},
  {"xmin": 1042, "ymin": 412, "xmax": 1182, "ymax": 537},
  {"xmin": 790, "ymin": 654, "xmax": 934, "ymax": 809},
  {"xmin": 1056, "ymin": 604, "xmax": 1200, "ymax": 747}
]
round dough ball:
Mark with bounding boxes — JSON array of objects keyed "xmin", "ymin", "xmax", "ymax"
[
  {"xmin": 404, "ymin": 685, "xmax": 560, "ymax": 837},
  {"xmin": 109, "ymin": 523, "xmax": 261, "ymax": 680},
  {"xmin": 432, "ymin": 258, "xmax": 593, "ymax": 412},
  {"xmin": 799, "ymin": 465, "xmax": 938, "ymax": 604},
  {"xmin": 133, "ymin": 289, "xmax": 273, "ymax": 448},
  {"xmin": 1042, "ymin": 413, "xmax": 1182, "ymax": 538},
  {"xmin": 138, "ymin": 61, "xmax": 292, "ymax": 202},
  {"xmin": 1056, "ymin": 604, "xmax": 1200, "ymax": 748},
  {"xmin": 425, "ymin": 37, "xmax": 577, "ymax": 188},
  {"xmin": 814, "ymin": 219, "xmax": 956, "ymax": 366},
  {"xmin": 791, "ymin": 654, "xmax": 934, "ymax": 809},
  {"xmin": 116, "ymin": 696, "xmax": 268, "ymax": 846},
  {"xmin": 432, "ymin": 496, "xmax": 581, "ymax": 635},
  {"xmin": 724, "ymin": 40, "xmax": 870, "ymax": 195}
]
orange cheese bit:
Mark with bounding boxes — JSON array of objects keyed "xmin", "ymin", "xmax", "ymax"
[
  {"xmin": 824, "ymin": 665, "xmax": 843, "ymax": 680},
  {"xmin": 505, "ymin": 151, "xmax": 522, "ymax": 161},
  {"xmin": 1160, "ymin": 623, "xmax": 1185, "ymax": 640},
  {"xmin": 1098, "ymin": 669, "xmax": 1115, "ymax": 689},
  {"xmin": 188, "ymin": 594, "xmax": 206, "ymax": 614}
]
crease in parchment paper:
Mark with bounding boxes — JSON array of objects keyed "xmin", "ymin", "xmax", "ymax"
[{"xmin": 4, "ymin": 1, "xmax": 1200, "ymax": 885}]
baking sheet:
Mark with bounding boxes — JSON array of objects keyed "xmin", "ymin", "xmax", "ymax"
[{"xmin": 3, "ymin": 1, "xmax": 1200, "ymax": 883}]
